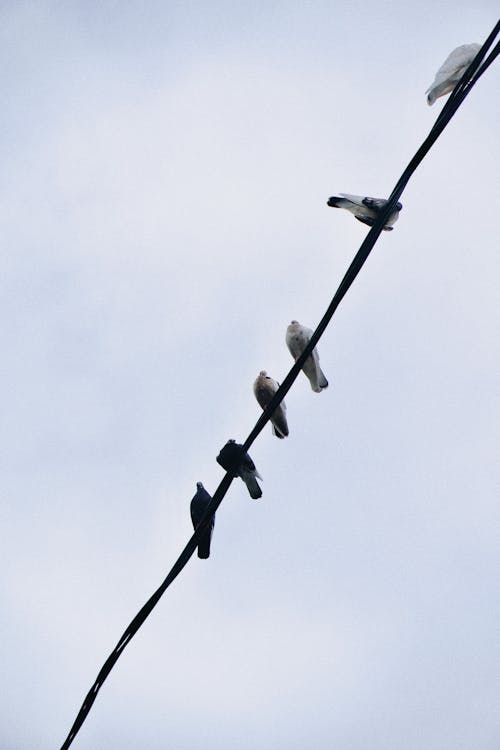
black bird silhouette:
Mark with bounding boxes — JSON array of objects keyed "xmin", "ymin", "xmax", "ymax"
[
  {"xmin": 190, "ymin": 482, "xmax": 215, "ymax": 559},
  {"xmin": 217, "ymin": 440, "xmax": 263, "ymax": 499}
]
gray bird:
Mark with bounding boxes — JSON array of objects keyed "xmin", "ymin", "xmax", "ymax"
[
  {"xmin": 190, "ymin": 482, "xmax": 215, "ymax": 559},
  {"xmin": 327, "ymin": 193, "xmax": 402, "ymax": 231},
  {"xmin": 253, "ymin": 370, "xmax": 289, "ymax": 439},
  {"xmin": 216, "ymin": 440, "xmax": 262, "ymax": 499},
  {"xmin": 426, "ymin": 43, "xmax": 481, "ymax": 105},
  {"xmin": 286, "ymin": 321, "xmax": 328, "ymax": 393}
]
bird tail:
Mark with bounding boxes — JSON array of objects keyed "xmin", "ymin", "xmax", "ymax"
[
  {"xmin": 196, "ymin": 524, "xmax": 213, "ymax": 559},
  {"xmin": 317, "ymin": 368, "xmax": 329, "ymax": 390},
  {"xmin": 327, "ymin": 196, "xmax": 347, "ymax": 208},
  {"xmin": 197, "ymin": 538, "xmax": 211, "ymax": 559},
  {"xmin": 272, "ymin": 408, "xmax": 289, "ymax": 439},
  {"xmin": 310, "ymin": 378, "xmax": 328, "ymax": 393},
  {"xmin": 305, "ymin": 356, "xmax": 328, "ymax": 393},
  {"xmin": 242, "ymin": 472, "xmax": 262, "ymax": 499}
]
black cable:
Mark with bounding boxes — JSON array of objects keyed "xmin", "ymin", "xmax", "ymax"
[
  {"xmin": 60, "ymin": 473, "xmax": 234, "ymax": 750},
  {"xmin": 244, "ymin": 35, "xmax": 499, "ymax": 451},
  {"xmin": 59, "ymin": 22, "xmax": 499, "ymax": 750},
  {"xmin": 243, "ymin": 23, "xmax": 499, "ymax": 451}
]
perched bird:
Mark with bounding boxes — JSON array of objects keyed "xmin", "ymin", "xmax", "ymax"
[
  {"xmin": 286, "ymin": 321, "xmax": 328, "ymax": 393},
  {"xmin": 217, "ymin": 439, "xmax": 262, "ymax": 499},
  {"xmin": 253, "ymin": 371, "xmax": 289, "ymax": 439},
  {"xmin": 190, "ymin": 482, "xmax": 215, "ymax": 559},
  {"xmin": 426, "ymin": 43, "xmax": 481, "ymax": 105},
  {"xmin": 327, "ymin": 194, "xmax": 402, "ymax": 231}
]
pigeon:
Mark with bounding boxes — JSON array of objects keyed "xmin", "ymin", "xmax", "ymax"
[
  {"xmin": 253, "ymin": 370, "xmax": 289, "ymax": 439},
  {"xmin": 217, "ymin": 440, "xmax": 262, "ymax": 499},
  {"xmin": 286, "ymin": 321, "xmax": 328, "ymax": 393},
  {"xmin": 327, "ymin": 194, "xmax": 402, "ymax": 231},
  {"xmin": 190, "ymin": 482, "xmax": 215, "ymax": 559},
  {"xmin": 426, "ymin": 43, "xmax": 481, "ymax": 105}
]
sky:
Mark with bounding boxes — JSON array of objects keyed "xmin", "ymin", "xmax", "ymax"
[{"xmin": 1, "ymin": 2, "xmax": 499, "ymax": 749}]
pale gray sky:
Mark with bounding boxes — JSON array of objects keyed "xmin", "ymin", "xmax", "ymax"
[{"xmin": 2, "ymin": 2, "xmax": 499, "ymax": 749}]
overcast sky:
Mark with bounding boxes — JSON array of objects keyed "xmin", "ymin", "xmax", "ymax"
[{"xmin": 2, "ymin": 2, "xmax": 499, "ymax": 749}]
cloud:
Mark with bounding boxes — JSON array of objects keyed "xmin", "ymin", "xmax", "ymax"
[{"xmin": 1, "ymin": 3, "xmax": 499, "ymax": 749}]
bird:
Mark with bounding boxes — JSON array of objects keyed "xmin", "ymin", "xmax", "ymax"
[
  {"xmin": 253, "ymin": 371, "xmax": 289, "ymax": 439},
  {"xmin": 216, "ymin": 440, "xmax": 263, "ymax": 499},
  {"xmin": 327, "ymin": 194, "xmax": 402, "ymax": 231},
  {"xmin": 426, "ymin": 43, "xmax": 481, "ymax": 105},
  {"xmin": 190, "ymin": 482, "xmax": 215, "ymax": 559},
  {"xmin": 286, "ymin": 321, "xmax": 328, "ymax": 393}
]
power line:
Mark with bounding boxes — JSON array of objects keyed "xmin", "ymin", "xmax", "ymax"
[
  {"xmin": 245, "ymin": 20, "xmax": 500, "ymax": 451},
  {"xmin": 59, "ymin": 21, "xmax": 499, "ymax": 750}
]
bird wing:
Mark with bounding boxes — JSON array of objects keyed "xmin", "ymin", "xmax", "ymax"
[
  {"xmin": 362, "ymin": 196, "xmax": 387, "ymax": 211},
  {"xmin": 438, "ymin": 44, "xmax": 480, "ymax": 78},
  {"xmin": 338, "ymin": 193, "xmax": 365, "ymax": 206},
  {"xmin": 190, "ymin": 487, "xmax": 212, "ymax": 527},
  {"xmin": 428, "ymin": 43, "xmax": 481, "ymax": 89}
]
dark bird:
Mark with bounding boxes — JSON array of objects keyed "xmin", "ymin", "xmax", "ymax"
[
  {"xmin": 253, "ymin": 370, "xmax": 289, "ymax": 439},
  {"xmin": 190, "ymin": 481, "xmax": 215, "ymax": 559},
  {"xmin": 217, "ymin": 440, "xmax": 263, "ymax": 499},
  {"xmin": 327, "ymin": 193, "xmax": 402, "ymax": 231}
]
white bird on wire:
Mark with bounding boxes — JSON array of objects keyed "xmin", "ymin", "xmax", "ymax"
[
  {"xmin": 253, "ymin": 370, "xmax": 289, "ymax": 439},
  {"xmin": 426, "ymin": 43, "xmax": 481, "ymax": 105},
  {"xmin": 286, "ymin": 321, "xmax": 328, "ymax": 393},
  {"xmin": 327, "ymin": 194, "xmax": 402, "ymax": 231}
]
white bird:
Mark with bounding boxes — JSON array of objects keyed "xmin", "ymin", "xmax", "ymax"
[
  {"xmin": 286, "ymin": 321, "xmax": 328, "ymax": 393},
  {"xmin": 253, "ymin": 371, "xmax": 289, "ymax": 439},
  {"xmin": 426, "ymin": 43, "xmax": 481, "ymax": 105},
  {"xmin": 327, "ymin": 194, "xmax": 402, "ymax": 231}
]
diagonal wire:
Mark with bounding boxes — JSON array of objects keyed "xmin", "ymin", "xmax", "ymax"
[
  {"xmin": 432, "ymin": 23, "xmax": 500, "ymax": 133},
  {"xmin": 59, "ymin": 21, "xmax": 499, "ymax": 750},
  {"xmin": 244, "ymin": 21, "xmax": 500, "ymax": 451}
]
